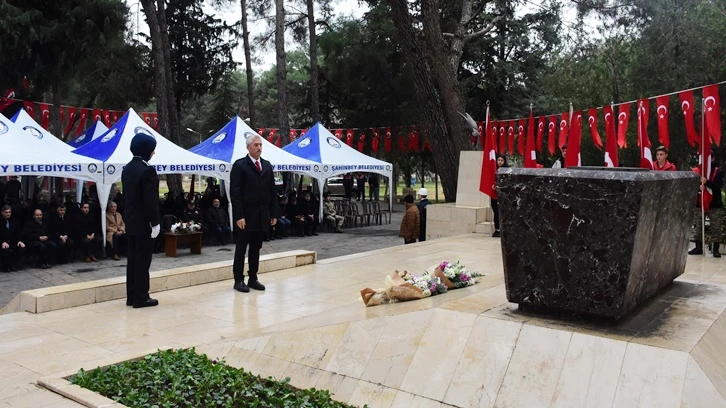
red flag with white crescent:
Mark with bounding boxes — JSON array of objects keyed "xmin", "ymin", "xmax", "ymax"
[
  {"xmin": 564, "ymin": 111, "xmax": 582, "ymax": 168},
  {"xmin": 92, "ymin": 108, "xmax": 102, "ymax": 124},
  {"xmin": 678, "ymin": 90, "xmax": 698, "ymax": 147},
  {"xmin": 477, "ymin": 121, "xmax": 484, "ymax": 148},
  {"xmin": 397, "ymin": 133, "xmax": 406, "ymax": 152},
  {"xmin": 547, "ymin": 116, "xmax": 556, "ymax": 155},
  {"xmin": 274, "ymin": 133, "xmax": 282, "ymax": 148},
  {"xmin": 75, "ymin": 108, "xmax": 89, "ymax": 136},
  {"xmin": 257, "ymin": 128, "xmax": 265, "ymax": 136},
  {"xmin": 479, "ymin": 104, "xmax": 497, "ymax": 198},
  {"xmin": 617, "ymin": 103, "xmax": 630, "ymax": 148},
  {"xmin": 60, "ymin": 106, "xmax": 65, "ymax": 127},
  {"xmin": 408, "ymin": 127, "xmax": 419, "ymax": 151},
  {"xmin": 524, "ymin": 108, "xmax": 537, "ymax": 168},
  {"xmin": 655, "ymin": 95, "xmax": 670, "ymax": 148},
  {"xmin": 638, "ymin": 101, "xmax": 653, "ymax": 169},
  {"xmin": 0, "ymin": 89, "xmax": 15, "ymax": 112},
  {"xmin": 64, "ymin": 107, "xmax": 77, "ymax": 135},
  {"xmin": 289, "ymin": 129, "xmax": 298, "ymax": 143},
  {"xmin": 346, "ymin": 129, "xmax": 354, "ymax": 147},
  {"xmin": 385, "ymin": 128, "xmax": 392, "ymax": 153},
  {"xmin": 507, "ymin": 121, "xmax": 515, "ymax": 155},
  {"xmin": 112, "ymin": 111, "xmax": 120, "ymax": 124},
  {"xmin": 372, "ymin": 129, "xmax": 380, "ymax": 154},
  {"xmin": 498, "ymin": 123, "xmax": 506, "ymax": 155},
  {"xmin": 536, "ymin": 116, "xmax": 545, "ymax": 153},
  {"xmin": 358, "ymin": 131, "xmax": 366, "ymax": 152},
  {"xmin": 103, "ymin": 110, "xmax": 111, "ymax": 127},
  {"xmin": 587, "ymin": 108, "xmax": 603, "ymax": 149},
  {"xmin": 152, "ymin": 113, "xmax": 158, "ymax": 130},
  {"xmin": 39, "ymin": 103, "xmax": 51, "ymax": 130},
  {"xmin": 696, "ymin": 133, "xmax": 713, "ymax": 210},
  {"xmin": 490, "ymin": 121, "xmax": 498, "ymax": 153},
  {"xmin": 703, "ymin": 84, "xmax": 721, "ymax": 146},
  {"xmin": 300, "ymin": 128, "xmax": 307, "ymax": 138},
  {"xmin": 23, "ymin": 101, "xmax": 34, "ymax": 118},
  {"xmin": 142, "ymin": 112, "xmax": 151, "ymax": 126},
  {"xmin": 558, "ymin": 112, "xmax": 569, "ymax": 149},
  {"xmin": 333, "ymin": 129, "xmax": 342, "ymax": 139},
  {"xmin": 267, "ymin": 129, "xmax": 276, "ymax": 143},
  {"xmin": 517, "ymin": 119, "xmax": 525, "ymax": 156},
  {"xmin": 603, "ymin": 105, "xmax": 618, "ymax": 167}
]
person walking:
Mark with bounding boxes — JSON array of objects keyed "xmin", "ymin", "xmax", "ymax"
[
  {"xmin": 416, "ymin": 188, "xmax": 430, "ymax": 242},
  {"xmin": 122, "ymin": 133, "xmax": 161, "ymax": 308},
  {"xmin": 399, "ymin": 194, "xmax": 420, "ymax": 244},
  {"xmin": 230, "ymin": 134, "xmax": 280, "ymax": 293}
]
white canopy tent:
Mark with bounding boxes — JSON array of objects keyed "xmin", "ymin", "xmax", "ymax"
[
  {"xmin": 3, "ymin": 112, "xmax": 104, "ymax": 184},
  {"xmin": 67, "ymin": 121, "xmax": 110, "ymax": 203},
  {"xmin": 73, "ymin": 108, "xmax": 230, "ymax": 246},
  {"xmin": 282, "ymin": 123, "xmax": 393, "ymax": 220}
]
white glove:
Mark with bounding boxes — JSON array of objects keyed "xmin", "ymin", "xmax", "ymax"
[{"xmin": 151, "ymin": 224, "xmax": 161, "ymax": 239}]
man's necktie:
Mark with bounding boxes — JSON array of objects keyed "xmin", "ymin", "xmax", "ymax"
[{"xmin": 255, "ymin": 161, "xmax": 261, "ymax": 173}]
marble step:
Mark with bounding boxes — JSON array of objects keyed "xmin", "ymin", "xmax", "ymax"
[{"xmin": 474, "ymin": 221, "xmax": 494, "ymax": 234}]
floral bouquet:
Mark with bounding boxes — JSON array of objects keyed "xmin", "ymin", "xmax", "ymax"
[
  {"xmin": 360, "ymin": 261, "xmax": 482, "ymax": 307},
  {"xmin": 170, "ymin": 221, "xmax": 201, "ymax": 234}
]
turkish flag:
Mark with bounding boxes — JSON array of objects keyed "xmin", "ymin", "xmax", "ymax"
[
  {"xmin": 517, "ymin": 119, "xmax": 525, "ymax": 156},
  {"xmin": 275, "ymin": 134, "xmax": 282, "ymax": 148},
  {"xmin": 617, "ymin": 103, "xmax": 630, "ymax": 148},
  {"xmin": 679, "ymin": 90, "xmax": 698, "ymax": 147},
  {"xmin": 603, "ymin": 105, "xmax": 618, "ymax": 167},
  {"xmin": 358, "ymin": 132, "xmax": 366, "ymax": 152},
  {"xmin": 477, "ymin": 121, "xmax": 484, "ymax": 148},
  {"xmin": 152, "ymin": 113, "xmax": 158, "ymax": 130},
  {"xmin": 64, "ymin": 107, "xmax": 77, "ymax": 135},
  {"xmin": 636, "ymin": 98, "xmax": 649, "ymax": 147},
  {"xmin": 372, "ymin": 129, "xmax": 380, "ymax": 154},
  {"xmin": 564, "ymin": 111, "xmax": 582, "ymax": 168},
  {"xmin": 289, "ymin": 129, "xmax": 298, "ymax": 143},
  {"xmin": 334, "ymin": 129, "xmax": 342, "ymax": 139},
  {"xmin": 385, "ymin": 128, "xmax": 392, "ymax": 153},
  {"xmin": 23, "ymin": 101, "xmax": 34, "ymax": 118},
  {"xmin": 346, "ymin": 129, "xmax": 354, "ymax": 147},
  {"xmin": 75, "ymin": 108, "xmax": 89, "ymax": 136},
  {"xmin": 92, "ymin": 108, "xmax": 102, "ymax": 124},
  {"xmin": 112, "ymin": 111, "xmax": 120, "ymax": 124},
  {"xmin": 397, "ymin": 134, "xmax": 406, "ymax": 152},
  {"xmin": 299, "ymin": 128, "xmax": 307, "ymax": 138},
  {"xmin": 703, "ymin": 84, "xmax": 721, "ymax": 146},
  {"xmin": 0, "ymin": 89, "xmax": 15, "ymax": 112},
  {"xmin": 638, "ymin": 100, "xmax": 653, "ymax": 169},
  {"xmin": 103, "ymin": 110, "xmax": 111, "ymax": 127},
  {"xmin": 490, "ymin": 121, "xmax": 498, "ymax": 153},
  {"xmin": 547, "ymin": 116, "xmax": 557, "ymax": 155},
  {"xmin": 142, "ymin": 112, "xmax": 151, "ymax": 126},
  {"xmin": 480, "ymin": 107, "xmax": 498, "ymax": 199},
  {"xmin": 498, "ymin": 124, "xmax": 506, "ymax": 155},
  {"xmin": 38, "ymin": 103, "xmax": 50, "ymax": 130},
  {"xmin": 59, "ymin": 106, "xmax": 65, "ymax": 127},
  {"xmin": 507, "ymin": 121, "xmax": 515, "ymax": 155},
  {"xmin": 587, "ymin": 108, "xmax": 603, "ymax": 149},
  {"xmin": 408, "ymin": 127, "xmax": 419, "ymax": 151},
  {"xmin": 267, "ymin": 129, "xmax": 275, "ymax": 143},
  {"xmin": 524, "ymin": 108, "xmax": 537, "ymax": 168},
  {"xmin": 558, "ymin": 112, "xmax": 569, "ymax": 149},
  {"xmin": 257, "ymin": 128, "xmax": 265, "ymax": 136},
  {"xmin": 536, "ymin": 116, "xmax": 545, "ymax": 153},
  {"xmin": 655, "ymin": 95, "xmax": 670, "ymax": 148}
]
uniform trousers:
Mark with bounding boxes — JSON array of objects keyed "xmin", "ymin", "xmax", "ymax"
[{"xmin": 126, "ymin": 234, "xmax": 153, "ymax": 304}]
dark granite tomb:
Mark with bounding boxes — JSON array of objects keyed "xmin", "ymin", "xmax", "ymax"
[{"xmin": 497, "ymin": 167, "xmax": 699, "ymax": 320}]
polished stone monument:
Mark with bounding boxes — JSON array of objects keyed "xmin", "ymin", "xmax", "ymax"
[{"xmin": 497, "ymin": 167, "xmax": 699, "ymax": 320}]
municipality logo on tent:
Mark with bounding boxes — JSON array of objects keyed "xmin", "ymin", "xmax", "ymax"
[
  {"xmin": 212, "ymin": 132, "xmax": 227, "ymax": 143},
  {"xmin": 134, "ymin": 126, "xmax": 154, "ymax": 137},
  {"xmin": 75, "ymin": 134, "xmax": 87, "ymax": 143},
  {"xmin": 0, "ymin": 120, "xmax": 8, "ymax": 135},
  {"xmin": 101, "ymin": 129, "xmax": 118, "ymax": 143},
  {"xmin": 23, "ymin": 126, "xmax": 43, "ymax": 139},
  {"xmin": 298, "ymin": 137, "xmax": 311, "ymax": 148},
  {"xmin": 327, "ymin": 137, "xmax": 341, "ymax": 148},
  {"xmin": 243, "ymin": 132, "xmax": 257, "ymax": 139}
]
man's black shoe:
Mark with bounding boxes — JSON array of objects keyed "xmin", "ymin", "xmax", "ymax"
[
  {"xmin": 234, "ymin": 281, "xmax": 249, "ymax": 292},
  {"xmin": 248, "ymin": 280, "xmax": 266, "ymax": 291},
  {"xmin": 492, "ymin": 230, "xmax": 501, "ymax": 238},
  {"xmin": 126, "ymin": 299, "xmax": 133, "ymax": 306},
  {"xmin": 335, "ymin": 229, "xmax": 343, "ymax": 233},
  {"xmin": 133, "ymin": 298, "xmax": 159, "ymax": 308}
]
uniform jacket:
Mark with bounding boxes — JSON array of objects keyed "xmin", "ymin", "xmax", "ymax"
[
  {"xmin": 122, "ymin": 157, "xmax": 161, "ymax": 236},
  {"xmin": 230, "ymin": 155, "xmax": 280, "ymax": 232},
  {"xmin": 399, "ymin": 203, "xmax": 420, "ymax": 241},
  {"xmin": 417, "ymin": 198, "xmax": 430, "ymax": 242}
]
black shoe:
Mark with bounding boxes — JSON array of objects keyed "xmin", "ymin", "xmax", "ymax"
[
  {"xmin": 234, "ymin": 281, "xmax": 249, "ymax": 293},
  {"xmin": 335, "ymin": 229, "xmax": 343, "ymax": 233},
  {"xmin": 492, "ymin": 230, "xmax": 501, "ymax": 238},
  {"xmin": 126, "ymin": 299, "xmax": 133, "ymax": 306},
  {"xmin": 248, "ymin": 280, "xmax": 266, "ymax": 291},
  {"xmin": 714, "ymin": 243, "xmax": 721, "ymax": 258},
  {"xmin": 689, "ymin": 246, "xmax": 703, "ymax": 255},
  {"xmin": 133, "ymin": 298, "xmax": 159, "ymax": 308},
  {"xmin": 312, "ymin": 232, "xmax": 319, "ymax": 236}
]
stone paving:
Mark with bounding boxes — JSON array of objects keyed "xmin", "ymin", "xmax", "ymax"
[{"xmin": 0, "ymin": 202, "xmax": 405, "ymax": 309}]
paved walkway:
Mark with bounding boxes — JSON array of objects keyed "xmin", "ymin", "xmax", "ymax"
[{"xmin": 0, "ymin": 202, "xmax": 406, "ymax": 308}]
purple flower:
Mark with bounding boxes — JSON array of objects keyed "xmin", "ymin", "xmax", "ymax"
[
  {"xmin": 460, "ymin": 273, "xmax": 470, "ymax": 282},
  {"xmin": 438, "ymin": 261, "xmax": 449, "ymax": 270}
]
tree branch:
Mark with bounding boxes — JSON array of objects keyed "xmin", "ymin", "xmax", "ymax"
[
  {"xmin": 442, "ymin": 32, "xmax": 455, "ymax": 39},
  {"xmin": 462, "ymin": 2, "xmax": 487, "ymax": 27},
  {"xmin": 463, "ymin": 16, "xmax": 503, "ymax": 43}
]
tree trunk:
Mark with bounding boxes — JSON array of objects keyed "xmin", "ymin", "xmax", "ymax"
[
  {"xmin": 387, "ymin": 0, "xmax": 459, "ymax": 201},
  {"xmin": 306, "ymin": 0, "xmax": 320, "ymax": 123},
  {"xmin": 51, "ymin": 82, "xmax": 65, "ymax": 195},
  {"xmin": 275, "ymin": 0, "xmax": 290, "ymax": 144},
  {"xmin": 241, "ymin": 0, "xmax": 256, "ymax": 125}
]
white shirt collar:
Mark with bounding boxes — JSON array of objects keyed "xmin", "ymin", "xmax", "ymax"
[{"xmin": 249, "ymin": 155, "xmax": 260, "ymax": 165}]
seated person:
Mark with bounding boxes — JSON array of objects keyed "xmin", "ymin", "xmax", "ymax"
[
  {"xmin": 205, "ymin": 198, "xmax": 231, "ymax": 245},
  {"xmin": 106, "ymin": 202, "xmax": 127, "ymax": 260},
  {"xmin": 181, "ymin": 200, "xmax": 203, "ymax": 225},
  {"xmin": 0, "ymin": 205, "xmax": 25, "ymax": 272},
  {"xmin": 23, "ymin": 209, "xmax": 56, "ymax": 269},
  {"xmin": 322, "ymin": 192, "xmax": 344, "ymax": 233},
  {"xmin": 275, "ymin": 195, "xmax": 291, "ymax": 237},
  {"xmin": 286, "ymin": 194, "xmax": 305, "ymax": 237},
  {"xmin": 296, "ymin": 191, "xmax": 318, "ymax": 236},
  {"xmin": 48, "ymin": 204, "xmax": 75, "ymax": 264},
  {"xmin": 72, "ymin": 202, "xmax": 102, "ymax": 262}
]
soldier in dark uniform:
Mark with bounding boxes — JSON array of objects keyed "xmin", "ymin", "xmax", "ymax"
[
  {"xmin": 230, "ymin": 134, "xmax": 279, "ymax": 293},
  {"xmin": 122, "ymin": 133, "xmax": 161, "ymax": 308}
]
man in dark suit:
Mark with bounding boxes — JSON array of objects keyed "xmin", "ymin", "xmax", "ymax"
[
  {"xmin": 23, "ymin": 209, "xmax": 56, "ymax": 269},
  {"xmin": 230, "ymin": 134, "xmax": 279, "ymax": 292},
  {"xmin": 122, "ymin": 133, "xmax": 161, "ymax": 308},
  {"xmin": 0, "ymin": 205, "xmax": 25, "ymax": 272},
  {"xmin": 48, "ymin": 204, "xmax": 75, "ymax": 264},
  {"xmin": 71, "ymin": 202, "xmax": 101, "ymax": 262}
]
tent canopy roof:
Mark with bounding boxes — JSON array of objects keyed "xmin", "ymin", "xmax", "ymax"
[{"xmin": 67, "ymin": 120, "xmax": 109, "ymax": 148}]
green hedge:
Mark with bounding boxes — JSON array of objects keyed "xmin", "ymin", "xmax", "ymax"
[{"xmin": 70, "ymin": 348, "xmax": 362, "ymax": 408}]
